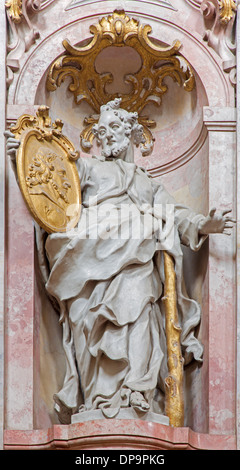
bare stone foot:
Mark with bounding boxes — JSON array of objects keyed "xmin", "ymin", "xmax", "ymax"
[{"xmin": 130, "ymin": 391, "xmax": 150, "ymax": 412}]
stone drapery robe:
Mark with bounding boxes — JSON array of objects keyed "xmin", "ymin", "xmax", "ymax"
[{"xmin": 41, "ymin": 155, "xmax": 207, "ymax": 423}]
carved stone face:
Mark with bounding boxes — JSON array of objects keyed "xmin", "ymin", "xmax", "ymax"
[{"xmin": 97, "ymin": 109, "xmax": 131, "ymax": 159}]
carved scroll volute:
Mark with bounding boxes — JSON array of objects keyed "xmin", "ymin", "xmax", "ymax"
[
  {"xmin": 201, "ymin": 0, "xmax": 237, "ymax": 25},
  {"xmin": 200, "ymin": 0, "xmax": 237, "ymax": 85},
  {"xmin": 46, "ymin": 10, "xmax": 195, "ymax": 156},
  {"xmin": 10, "ymin": 106, "xmax": 81, "ymax": 234},
  {"xmin": 5, "ymin": 0, "xmax": 42, "ymax": 88},
  {"xmin": 5, "ymin": 0, "xmax": 23, "ymax": 23},
  {"xmin": 218, "ymin": 0, "xmax": 237, "ymax": 24}
]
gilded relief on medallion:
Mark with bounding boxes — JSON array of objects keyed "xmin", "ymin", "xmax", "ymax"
[{"xmin": 10, "ymin": 106, "xmax": 81, "ymax": 233}]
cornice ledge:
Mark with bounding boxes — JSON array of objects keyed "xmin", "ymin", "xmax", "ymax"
[
  {"xmin": 203, "ymin": 105, "xmax": 237, "ymax": 130},
  {"xmin": 65, "ymin": 0, "xmax": 178, "ymax": 12},
  {"xmin": 3, "ymin": 422, "xmax": 237, "ymax": 450}
]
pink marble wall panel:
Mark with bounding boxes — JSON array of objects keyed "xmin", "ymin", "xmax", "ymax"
[
  {"xmin": 236, "ymin": 4, "xmax": 240, "ymax": 450},
  {"xmin": 204, "ymin": 107, "xmax": 237, "ymax": 434},
  {"xmin": 5, "ymin": 168, "xmax": 35, "ymax": 430},
  {"xmin": 0, "ymin": 0, "xmax": 6, "ymax": 449},
  {"xmin": 4, "ymin": 420, "xmax": 236, "ymax": 450}
]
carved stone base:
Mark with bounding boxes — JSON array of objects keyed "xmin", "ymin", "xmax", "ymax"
[{"xmin": 71, "ymin": 408, "xmax": 170, "ymax": 426}]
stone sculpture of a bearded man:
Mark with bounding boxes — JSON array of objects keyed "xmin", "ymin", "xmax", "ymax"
[{"xmin": 6, "ymin": 98, "xmax": 234, "ymax": 424}]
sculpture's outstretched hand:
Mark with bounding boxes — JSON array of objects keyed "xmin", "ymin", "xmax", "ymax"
[{"xmin": 198, "ymin": 207, "xmax": 236, "ymax": 236}]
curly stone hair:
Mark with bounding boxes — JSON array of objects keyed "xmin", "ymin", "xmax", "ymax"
[{"xmin": 93, "ymin": 98, "xmax": 145, "ymax": 147}]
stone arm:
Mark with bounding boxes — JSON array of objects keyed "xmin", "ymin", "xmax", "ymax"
[
  {"xmin": 5, "ymin": 132, "xmax": 235, "ymax": 245},
  {"xmin": 4, "ymin": 130, "xmax": 20, "ymax": 182},
  {"xmin": 152, "ymin": 180, "xmax": 235, "ymax": 251},
  {"xmin": 198, "ymin": 207, "xmax": 235, "ymax": 236}
]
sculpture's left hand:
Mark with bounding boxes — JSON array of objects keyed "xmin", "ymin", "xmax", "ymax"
[{"xmin": 198, "ymin": 207, "xmax": 236, "ymax": 236}]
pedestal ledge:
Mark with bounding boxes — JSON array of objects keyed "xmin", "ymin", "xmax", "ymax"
[
  {"xmin": 71, "ymin": 408, "xmax": 170, "ymax": 425},
  {"xmin": 4, "ymin": 420, "xmax": 236, "ymax": 450}
]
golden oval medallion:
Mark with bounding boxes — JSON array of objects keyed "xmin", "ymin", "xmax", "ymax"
[{"xmin": 11, "ymin": 106, "xmax": 81, "ymax": 233}]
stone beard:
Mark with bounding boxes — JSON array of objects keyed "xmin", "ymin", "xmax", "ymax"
[{"xmin": 101, "ymin": 135, "xmax": 131, "ymax": 158}]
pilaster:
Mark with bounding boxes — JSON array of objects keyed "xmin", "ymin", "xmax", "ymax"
[{"xmin": 204, "ymin": 106, "xmax": 237, "ymax": 435}]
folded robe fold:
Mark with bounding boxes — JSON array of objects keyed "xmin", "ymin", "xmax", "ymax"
[{"xmin": 38, "ymin": 157, "xmax": 206, "ymax": 423}]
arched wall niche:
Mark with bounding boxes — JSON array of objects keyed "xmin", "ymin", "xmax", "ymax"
[
  {"xmin": 4, "ymin": 1, "xmax": 237, "ymax": 447},
  {"xmin": 22, "ymin": 12, "xmax": 211, "ymax": 431}
]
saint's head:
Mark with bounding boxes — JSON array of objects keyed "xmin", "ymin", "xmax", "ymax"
[{"xmin": 93, "ymin": 98, "xmax": 145, "ymax": 162}]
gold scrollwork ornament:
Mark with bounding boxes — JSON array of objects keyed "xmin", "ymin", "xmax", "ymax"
[
  {"xmin": 10, "ymin": 106, "xmax": 81, "ymax": 234},
  {"xmin": 218, "ymin": 0, "xmax": 236, "ymax": 24},
  {"xmin": 46, "ymin": 10, "xmax": 195, "ymax": 156},
  {"xmin": 5, "ymin": 0, "xmax": 22, "ymax": 23}
]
